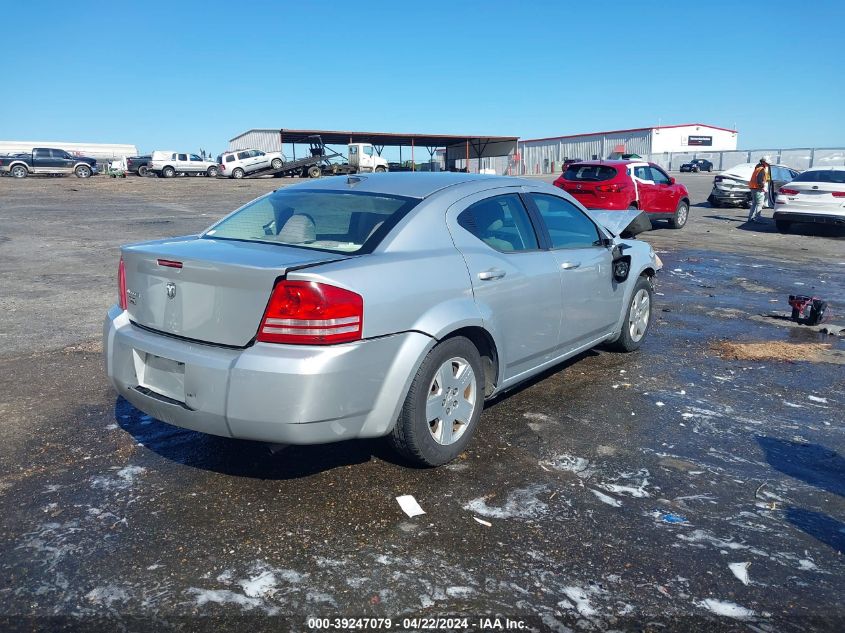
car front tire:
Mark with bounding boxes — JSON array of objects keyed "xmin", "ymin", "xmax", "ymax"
[
  {"xmin": 669, "ymin": 200, "xmax": 689, "ymax": 229},
  {"xmin": 389, "ymin": 336, "xmax": 484, "ymax": 467},
  {"xmin": 206, "ymin": 166, "xmax": 218, "ymax": 178},
  {"xmin": 608, "ymin": 276, "xmax": 653, "ymax": 353},
  {"xmin": 75, "ymin": 165, "xmax": 92, "ymax": 178}
]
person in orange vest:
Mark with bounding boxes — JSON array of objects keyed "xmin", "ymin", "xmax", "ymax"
[{"xmin": 747, "ymin": 156, "xmax": 771, "ymax": 223}]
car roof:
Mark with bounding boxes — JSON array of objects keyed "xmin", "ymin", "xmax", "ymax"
[
  {"xmin": 803, "ymin": 165, "xmax": 845, "ymax": 171},
  {"xmin": 278, "ymin": 172, "xmax": 526, "ymax": 199},
  {"xmin": 567, "ymin": 159, "xmax": 633, "ymax": 166}
]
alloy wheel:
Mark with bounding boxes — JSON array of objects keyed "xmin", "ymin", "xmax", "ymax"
[
  {"xmin": 628, "ymin": 289, "xmax": 650, "ymax": 342},
  {"xmin": 426, "ymin": 357, "xmax": 477, "ymax": 445}
]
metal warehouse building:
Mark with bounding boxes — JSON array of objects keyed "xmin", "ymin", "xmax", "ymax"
[{"xmin": 519, "ymin": 123, "xmax": 738, "ymax": 174}]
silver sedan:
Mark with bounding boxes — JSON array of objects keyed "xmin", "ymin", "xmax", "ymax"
[{"xmin": 104, "ymin": 173, "xmax": 661, "ymax": 466}]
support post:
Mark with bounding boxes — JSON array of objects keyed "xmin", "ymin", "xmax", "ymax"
[
  {"xmin": 411, "ymin": 139, "xmax": 415, "ymax": 171},
  {"xmin": 465, "ymin": 139, "xmax": 469, "ymax": 173}
]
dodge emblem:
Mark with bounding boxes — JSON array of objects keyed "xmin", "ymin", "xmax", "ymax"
[{"xmin": 166, "ymin": 282, "xmax": 176, "ymax": 299}]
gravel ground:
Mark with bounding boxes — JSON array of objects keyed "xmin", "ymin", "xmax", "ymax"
[{"xmin": 1, "ymin": 172, "xmax": 843, "ymax": 632}]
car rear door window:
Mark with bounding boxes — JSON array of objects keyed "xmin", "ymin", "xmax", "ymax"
[
  {"xmin": 633, "ymin": 166, "xmax": 652, "ymax": 181},
  {"xmin": 528, "ymin": 194, "xmax": 601, "ymax": 249},
  {"xmin": 458, "ymin": 194, "xmax": 539, "ymax": 253},
  {"xmin": 237, "ymin": 151, "xmax": 250, "ymax": 160},
  {"xmin": 177, "ymin": 154, "xmax": 188, "ymax": 161}
]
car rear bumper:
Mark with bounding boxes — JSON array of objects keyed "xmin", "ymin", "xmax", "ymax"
[
  {"xmin": 104, "ymin": 305, "xmax": 433, "ymax": 444},
  {"xmin": 773, "ymin": 210, "xmax": 845, "ymax": 225}
]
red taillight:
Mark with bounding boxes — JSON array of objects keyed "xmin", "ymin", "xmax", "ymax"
[
  {"xmin": 832, "ymin": 191, "xmax": 845, "ymax": 198},
  {"xmin": 219, "ymin": 164, "xmax": 225, "ymax": 171},
  {"xmin": 257, "ymin": 281, "xmax": 363, "ymax": 345},
  {"xmin": 118, "ymin": 257, "xmax": 127, "ymax": 311},
  {"xmin": 596, "ymin": 183, "xmax": 627, "ymax": 193},
  {"xmin": 157, "ymin": 258, "xmax": 183, "ymax": 268},
  {"xmin": 779, "ymin": 187, "xmax": 799, "ymax": 196}
]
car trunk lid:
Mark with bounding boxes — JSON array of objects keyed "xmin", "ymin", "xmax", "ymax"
[
  {"xmin": 778, "ymin": 182, "xmax": 845, "ymax": 211},
  {"xmin": 122, "ymin": 236, "xmax": 346, "ymax": 347}
]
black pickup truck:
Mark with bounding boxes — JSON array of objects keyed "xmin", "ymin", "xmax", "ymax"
[
  {"xmin": 126, "ymin": 155, "xmax": 151, "ymax": 176},
  {"xmin": 0, "ymin": 147, "xmax": 98, "ymax": 178}
]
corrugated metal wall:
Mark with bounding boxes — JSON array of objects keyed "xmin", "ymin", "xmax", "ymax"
[
  {"xmin": 519, "ymin": 130, "xmax": 652, "ymax": 174},
  {"xmin": 228, "ymin": 130, "xmax": 283, "ymax": 153}
]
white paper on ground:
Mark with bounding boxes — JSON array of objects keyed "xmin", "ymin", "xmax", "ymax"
[{"xmin": 396, "ymin": 495, "xmax": 426, "ymax": 518}]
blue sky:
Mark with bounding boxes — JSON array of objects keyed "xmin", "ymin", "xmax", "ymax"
[{"xmin": 1, "ymin": 1, "xmax": 842, "ymax": 157}]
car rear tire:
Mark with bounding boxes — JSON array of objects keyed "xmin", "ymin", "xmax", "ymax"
[
  {"xmin": 389, "ymin": 336, "xmax": 484, "ymax": 467},
  {"xmin": 375, "ymin": 166, "xmax": 386, "ymax": 173},
  {"xmin": 232, "ymin": 168, "xmax": 245, "ymax": 179},
  {"xmin": 162, "ymin": 166, "xmax": 176, "ymax": 178},
  {"xmin": 206, "ymin": 166, "xmax": 218, "ymax": 178},
  {"xmin": 138, "ymin": 165, "xmax": 149, "ymax": 177},
  {"xmin": 10, "ymin": 165, "xmax": 28, "ymax": 178},
  {"xmin": 608, "ymin": 276, "xmax": 653, "ymax": 353},
  {"xmin": 75, "ymin": 165, "xmax": 92, "ymax": 178},
  {"xmin": 775, "ymin": 220, "xmax": 792, "ymax": 233},
  {"xmin": 307, "ymin": 165, "xmax": 322, "ymax": 178},
  {"xmin": 669, "ymin": 200, "xmax": 689, "ymax": 229},
  {"xmin": 271, "ymin": 158, "xmax": 283, "ymax": 170}
]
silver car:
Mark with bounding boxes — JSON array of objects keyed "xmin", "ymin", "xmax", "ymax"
[{"xmin": 104, "ymin": 173, "xmax": 661, "ymax": 466}]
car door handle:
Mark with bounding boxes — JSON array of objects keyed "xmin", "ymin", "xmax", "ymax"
[
  {"xmin": 478, "ymin": 268, "xmax": 506, "ymax": 281},
  {"xmin": 560, "ymin": 261, "xmax": 581, "ymax": 270}
]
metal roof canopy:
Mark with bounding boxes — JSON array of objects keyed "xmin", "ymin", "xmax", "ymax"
[{"xmin": 251, "ymin": 129, "xmax": 518, "ymax": 159}]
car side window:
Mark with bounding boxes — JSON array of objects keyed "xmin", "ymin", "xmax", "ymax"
[
  {"xmin": 650, "ymin": 166, "xmax": 671, "ymax": 184},
  {"xmin": 529, "ymin": 194, "xmax": 601, "ymax": 249},
  {"xmin": 458, "ymin": 194, "xmax": 539, "ymax": 253},
  {"xmin": 633, "ymin": 165, "xmax": 652, "ymax": 181},
  {"xmin": 253, "ymin": 150, "xmax": 264, "ymax": 157},
  {"xmin": 190, "ymin": 154, "xmax": 202, "ymax": 161},
  {"xmin": 237, "ymin": 151, "xmax": 250, "ymax": 160},
  {"xmin": 364, "ymin": 146, "xmax": 374, "ymax": 156},
  {"xmin": 178, "ymin": 154, "xmax": 188, "ymax": 161},
  {"xmin": 225, "ymin": 154, "xmax": 235, "ymax": 162}
]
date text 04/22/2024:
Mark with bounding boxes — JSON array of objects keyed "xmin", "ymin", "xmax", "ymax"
[{"xmin": 306, "ymin": 617, "xmax": 528, "ymax": 630}]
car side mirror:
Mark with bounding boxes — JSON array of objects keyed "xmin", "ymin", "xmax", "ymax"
[{"xmin": 669, "ymin": 177, "xmax": 676, "ymax": 185}]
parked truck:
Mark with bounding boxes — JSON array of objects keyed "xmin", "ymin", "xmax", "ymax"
[
  {"xmin": 233, "ymin": 136, "xmax": 389, "ymax": 180},
  {"xmin": 126, "ymin": 155, "xmax": 151, "ymax": 176},
  {"xmin": 0, "ymin": 148, "xmax": 98, "ymax": 178}
]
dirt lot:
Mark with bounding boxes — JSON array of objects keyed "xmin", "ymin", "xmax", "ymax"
[{"xmin": 1, "ymin": 173, "xmax": 844, "ymax": 631}]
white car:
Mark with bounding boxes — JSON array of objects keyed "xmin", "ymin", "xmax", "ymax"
[
  {"xmin": 708, "ymin": 162, "xmax": 799, "ymax": 209},
  {"xmin": 217, "ymin": 149, "xmax": 285, "ymax": 179},
  {"xmin": 149, "ymin": 151, "xmax": 219, "ymax": 178},
  {"xmin": 774, "ymin": 166, "xmax": 845, "ymax": 233}
]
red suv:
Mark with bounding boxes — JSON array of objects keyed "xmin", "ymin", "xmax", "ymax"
[{"xmin": 553, "ymin": 160, "xmax": 691, "ymax": 229}]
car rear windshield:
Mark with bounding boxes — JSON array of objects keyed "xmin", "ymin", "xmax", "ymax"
[
  {"xmin": 563, "ymin": 164, "xmax": 617, "ymax": 182},
  {"xmin": 203, "ymin": 189, "xmax": 420, "ymax": 254},
  {"xmin": 792, "ymin": 169, "xmax": 845, "ymax": 184}
]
